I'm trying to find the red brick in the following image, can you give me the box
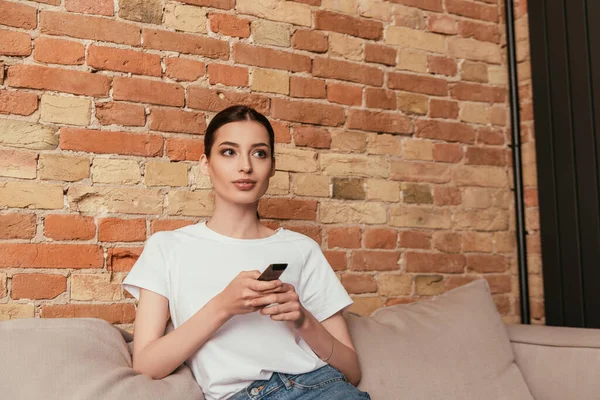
[399,231,431,249]
[0,90,37,116]
[446,0,498,22]
[0,29,31,56]
[151,219,196,233]
[485,275,512,294]
[0,61,3,85]
[313,57,383,86]
[11,274,67,300]
[187,86,270,114]
[88,45,161,76]
[281,224,322,245]
[416,120,475,143]
[166,137,205,161]
[7,65,110,96]
[107,247,142,272]
[451,82,506,103]
[324,250,346,271]
[207,63,248,86]
[428,56,458,76]
[524,188,539,207]
[149,107,206,134]
[65,0,113,16]
[234,43,311,72]
[327,83,362,106]
[99,218,146,242]
[0,243,103,269]
[113,77,184,107]
[327,227,361,249]
[44,214,95,240]
[405,252,465,273]
[341,274,377,294]
[292,29,328,53]
[350,250,401,271]
[209,13,250,37]
[458,20,500,43]
[364,228,397,249]
[293,125,331,149]
[466,254,508,273]
[315,10,383,40]
[143,28,228,60]
[272,98,345,126]
[433,232,461,253]
[428,15,457,34]
[96,102,146,126]
[364,43,397,66]
[34,37,85,65]
[389,0,442,12]
[388,72,448,96]
[258,198,317,221]
[41,304,136,324]
[179,0,234,9]
[40,11,140,46]
[478,127,505,145]
[347,109,412,134]
[290,76,326,99]
[429,99,459,119]
[59,128,163,157]
[365,88,396,110]
[165,58,205,81]
[0,213,36,239]
[272,120,292,143]
[465,146,507,166]
[434,143,463,163]
[433,186,461,205]
[0,0,37,29]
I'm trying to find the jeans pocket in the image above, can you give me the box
[288,365,347,390]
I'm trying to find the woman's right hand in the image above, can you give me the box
[215,270,283,319]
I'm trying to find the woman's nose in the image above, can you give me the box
[239,156,252,173]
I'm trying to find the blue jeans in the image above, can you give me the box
[228,365,371,400]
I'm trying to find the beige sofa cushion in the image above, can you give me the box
[0,317,204,400]
[345,279,534,400]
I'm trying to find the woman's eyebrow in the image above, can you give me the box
[218,141,270,148]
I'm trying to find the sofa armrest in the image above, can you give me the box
[507,323,600,400]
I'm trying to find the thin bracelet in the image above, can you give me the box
[321,337,335,363]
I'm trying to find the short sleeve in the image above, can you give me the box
[296,238,353,322]
[122,233,170,301]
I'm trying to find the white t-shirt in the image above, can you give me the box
[122,221,353,400]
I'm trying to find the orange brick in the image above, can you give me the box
[165,58,206,81]
[44,214,95,240]
[347,109,412,134]
[107,247,142,272]
[433,232,461,253]
[465,146,507,167]
[364,228,397,249]
[458,20,500,43]
[429,99,459,119]
[88,45,161,76]
[166,137,205,161]
[151,219,196,233]
[388,72,448,96]
[428,14,457,34]
[392,0,442,12]
[11,274,67,300]
[0,244,103,269]
[272,98,344,126]
[41,304,135,324]
[0,90,37,116]
[428,55,458,76]
[0,214,36,239]
[59,128,163,157]
[292,29,328,53]
[40,10,140,46]
[466,254,508,273]
[96,102,146,126]
[272,120,292,143]
[34,37,85,65]
[315,10,383,40]
[350,250,401,271]
[290,76,326,99]
[281,224,323,245]
[32,0,60,4]
[324,250,347,271]
[149,107,206,134]
[327,227,361,249]
[258,198,317,221]
[0,29,31,56]
[7,64,110,96]
[433,143,463,163]
[416,120,475,143]
[65,0,113,16]
[187,86,270,114]
[113,77,184,107]
[234,43,311,72]
[179,0,233,9]
[364,43,396,66]
[313,57,383,86]
[293,125,331,149]
[477,127,505,145]
[143,28,229,59]
[406,252,465,273]
[451,82,506,103]
[341,274,377,294]
[0,0,37,29]
[99,218,146,242]
[399,231,431,249]
[327,83,362,106]
[208,13,250,37]
[446,0,498,22]
[365,88,396,110]
[207,64,248,86]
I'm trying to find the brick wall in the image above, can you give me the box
[0,0,543,330]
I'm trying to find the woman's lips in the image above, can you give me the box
[233,181,256,190]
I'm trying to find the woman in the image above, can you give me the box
[122,105,370,400]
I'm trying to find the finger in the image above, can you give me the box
[280,283,296,293]
[250,294,280,307]
[269,311,302,321]
[260,301,300,316]
[242,270,261,279]
[249,279,282,292]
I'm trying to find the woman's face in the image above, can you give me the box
[200,120,275,206]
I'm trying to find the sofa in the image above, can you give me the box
[1,279,599,400]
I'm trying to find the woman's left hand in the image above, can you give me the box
[251,283,308,330]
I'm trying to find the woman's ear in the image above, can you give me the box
[199,154,209,176]
[270,158,276,177]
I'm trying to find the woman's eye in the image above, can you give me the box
[254,150,267,158]
[221,149,235,156]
